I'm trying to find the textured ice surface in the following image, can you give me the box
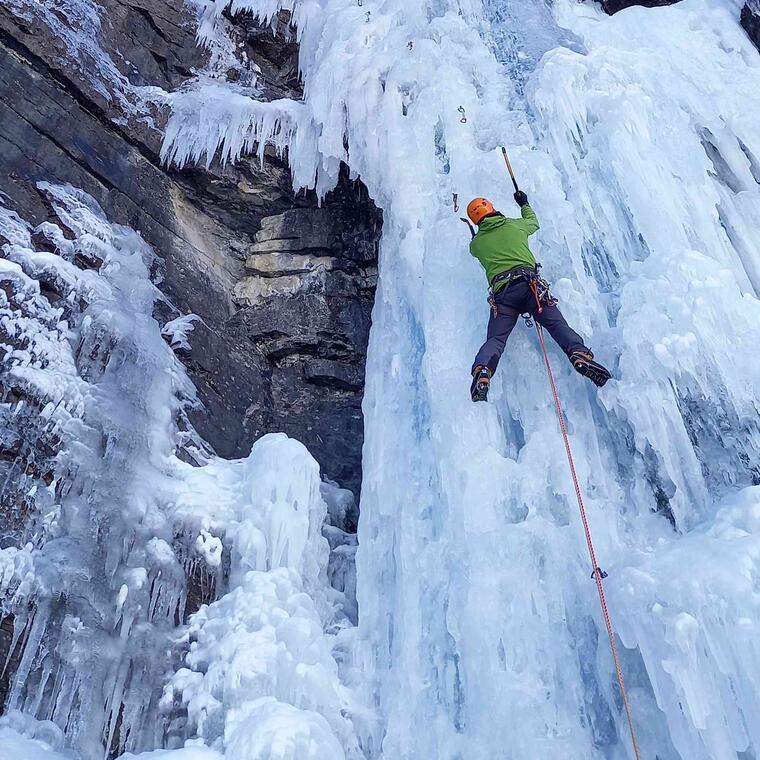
[161,0,760,756]
[0,711,68,760]
[0,729,70,760]
[5,0,760,756]
[356,1,760,756]
[161,86,325,190]
[159,436,363,759]
[0,188,359,759]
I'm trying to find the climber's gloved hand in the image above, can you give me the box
[514,190,529,207]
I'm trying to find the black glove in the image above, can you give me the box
[514,190,529,207]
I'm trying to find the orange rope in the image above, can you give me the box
[533,320,642,760]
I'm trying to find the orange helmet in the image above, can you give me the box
[467,197,495,225]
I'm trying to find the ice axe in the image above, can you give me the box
[459,146,520,238]
[501,146,520,192]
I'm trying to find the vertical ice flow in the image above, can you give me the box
[162,0,760,756]
[0,185,360,759]
[4,0,760,756]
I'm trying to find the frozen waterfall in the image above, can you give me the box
[3,0,760,758]
[0,186,361,758]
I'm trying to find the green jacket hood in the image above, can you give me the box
[476,214,507,232]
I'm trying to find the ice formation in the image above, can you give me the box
[163,0,760,756]
[4,0,760,758]
[0,187,359,759]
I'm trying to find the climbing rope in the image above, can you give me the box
[533,319,642,760]
[485,144,641,756]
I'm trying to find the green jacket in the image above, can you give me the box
[469,206,540,291]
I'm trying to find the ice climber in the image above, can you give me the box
[467,192,612,402]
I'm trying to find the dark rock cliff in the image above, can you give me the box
[0,0,380,501]
[742,2,760,51]
[597,0,680,13]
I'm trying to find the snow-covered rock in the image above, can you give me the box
[0,187,362,759]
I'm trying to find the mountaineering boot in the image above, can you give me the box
[470,365,492,402]
[570,350,612,388]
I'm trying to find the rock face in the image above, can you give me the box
[742,1,760,51]
[229,192,379,500]
[598,0,680,13]
[0,0,380,499]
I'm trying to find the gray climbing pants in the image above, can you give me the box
[472,279,587,375]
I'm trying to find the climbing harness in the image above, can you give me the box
[499,145,642,760]
[489,265,554,300]
[485,266,556,323]
[527,271,557,314]
[489,265,535,292]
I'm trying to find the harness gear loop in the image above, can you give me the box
[529,279,543,315]
[488,267,557,323]
[525,268,558,316]
[533,321,642,760]
[489,267,557,316]
[489,265,538,292]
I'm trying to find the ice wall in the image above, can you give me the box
[361,1,760,757]
[4,0,760,756]
[161,0,760,756]
[0,186,360,759]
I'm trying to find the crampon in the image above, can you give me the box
[470,365,492,402]
[570,350,612,388]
